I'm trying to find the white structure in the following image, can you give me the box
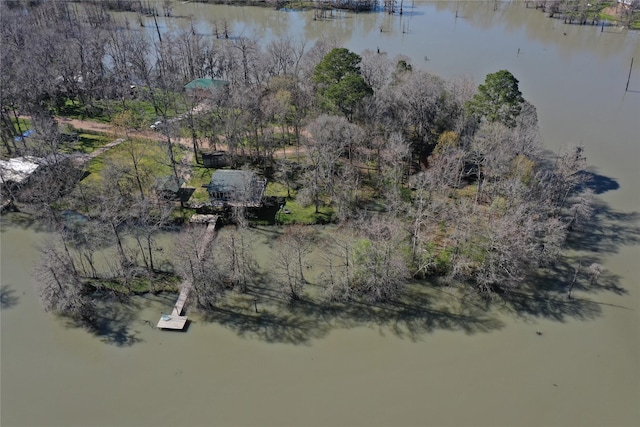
[0,156,41,185]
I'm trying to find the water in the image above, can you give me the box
[2,2,639,426]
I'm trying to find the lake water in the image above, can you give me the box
[2,2,639,426]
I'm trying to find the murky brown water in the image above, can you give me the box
[2,2,639,426]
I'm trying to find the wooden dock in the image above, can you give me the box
[156,278,191,329]
[157,215,218,330]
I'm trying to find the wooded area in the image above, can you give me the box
[0,1,602,324]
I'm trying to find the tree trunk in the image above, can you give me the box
[567,263,581,298]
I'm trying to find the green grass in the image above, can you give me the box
[76,133,111,153]
[14,118,31,133]
[55,96,185,128]
[265,181,290,197]
[277,199,334,225]
[186,165,214,202]
[265,181,339,224]
[87,272,180,294]
[0,118,31,156]
[455,184,477,198]
[58,130,112,154]
[599,12,617,21]
[57,99,110,122]
[83,138,185,186]
[171,208,197,224]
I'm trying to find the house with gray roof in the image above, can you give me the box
[205,170,266,207]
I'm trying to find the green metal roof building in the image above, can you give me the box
[184,78,229,91]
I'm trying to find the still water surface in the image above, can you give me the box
[2,2,639,426]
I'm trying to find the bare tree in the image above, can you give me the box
[34,236,93,319]
[274,225,315,300]
[359,49,394,92]
[321,225,358,301]
[303,115,364,213]
[350,216,409,301]
[587,263,603,286]
[379,132,411,215]
[214,227,257,293]
[131,196,172,277]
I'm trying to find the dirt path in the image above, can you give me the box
[59,117,164,143]
[58,116,308,160]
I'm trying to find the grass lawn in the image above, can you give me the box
[83,138,185,186]
[14,118,31,133]
[277,199,334,225]
[265,181,290,198]
[87,272,180,294]
[1,118,33,156]
[265,182,334,224]
[186,165,214,203]
[599,12,618,21]
[56,96,185,128]
[59,131,113,154]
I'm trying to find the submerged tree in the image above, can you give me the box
[350,216,409,301]
[214,227,257,293]
[34,236,94,319]
[274,225,315,301]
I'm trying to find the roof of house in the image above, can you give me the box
[207,169,267,207]
[207,170,256,194]
[184,78,229,91]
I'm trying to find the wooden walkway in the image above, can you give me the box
[157,215,218,330]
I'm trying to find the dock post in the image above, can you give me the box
[626,58,634,92]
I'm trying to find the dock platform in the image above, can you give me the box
[156,279,192,329]
[156,313,188,329]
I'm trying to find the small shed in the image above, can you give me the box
[205,170,266,207]
[202,151,226,168]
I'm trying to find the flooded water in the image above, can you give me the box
[2,2,639,426]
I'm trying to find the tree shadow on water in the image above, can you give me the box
[498,241,630,323]
[499,289,602,323]
[200,280,506,345]
[579,170,620,195]
[200,199,638,345]
[0,285,20,309]
[65,300,144,347]
[567,201,640,255]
